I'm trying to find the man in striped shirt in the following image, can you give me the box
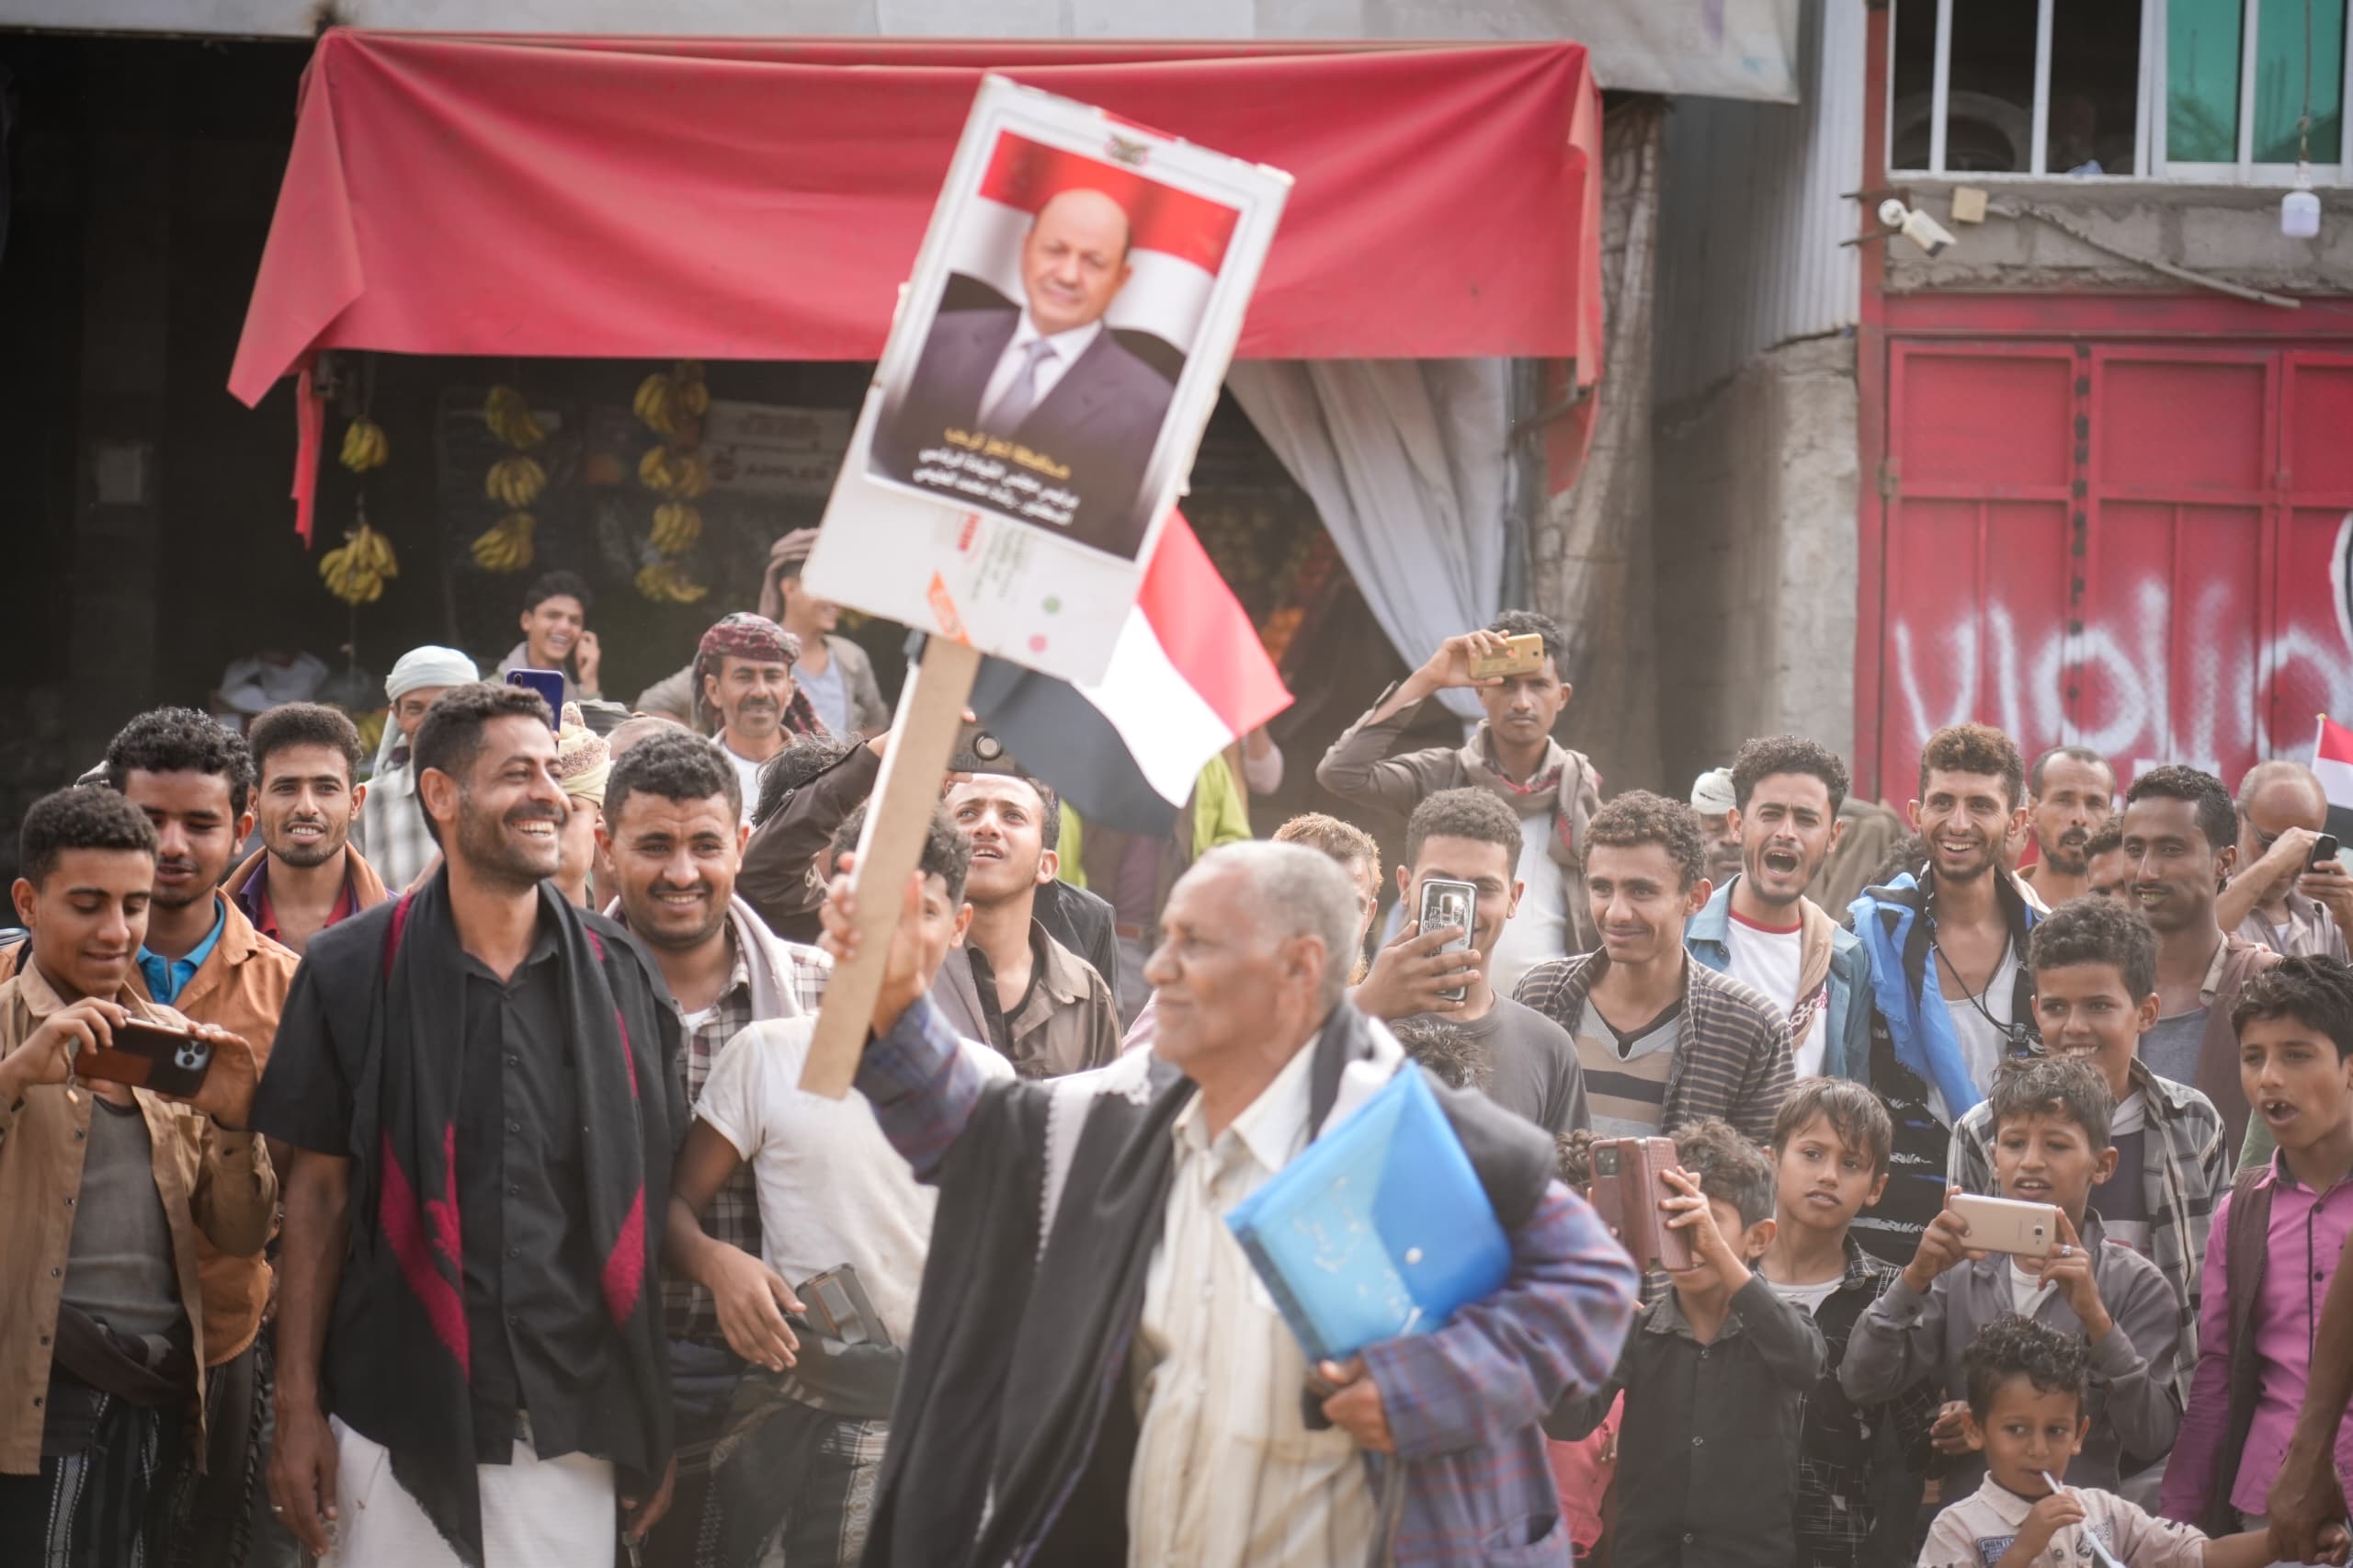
[1514,790,1794,1145]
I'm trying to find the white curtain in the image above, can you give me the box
[1225,358,1513,722]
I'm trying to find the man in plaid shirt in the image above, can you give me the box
[357,645,477,892]
[598,730,829,1562]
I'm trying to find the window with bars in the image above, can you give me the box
[1890,0,2349,183]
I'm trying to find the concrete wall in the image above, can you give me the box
[1650,334,1859,795]
[1884,180,2353,297]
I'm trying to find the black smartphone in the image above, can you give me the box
[505,668,565,730]
[1417,877,1478,1005]
[2313,834,2341,869]
[77,1018,213,1098]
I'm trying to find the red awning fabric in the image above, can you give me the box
[229,32,1603,409]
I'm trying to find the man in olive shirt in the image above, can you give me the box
[1369,788,1588,1135]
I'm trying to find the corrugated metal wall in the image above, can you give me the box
[1653,0,1866,405]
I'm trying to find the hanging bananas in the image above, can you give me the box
[483,385,547,450]
[485,454,548,509]
[320,523,399,605]
[635,561,710,604]
[672,361,710,419]
[471,512,537,573]
[633,372,678,438]
[651,501,703,555]
[338,418,390,473]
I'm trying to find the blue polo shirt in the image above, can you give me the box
[138,896,226,1005]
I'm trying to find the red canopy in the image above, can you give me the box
[230,31,1603,406]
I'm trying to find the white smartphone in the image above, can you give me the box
[1417,878,1477,1005]
[1949,1193,2062,1258]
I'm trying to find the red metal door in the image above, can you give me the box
[1876,341,2353,798]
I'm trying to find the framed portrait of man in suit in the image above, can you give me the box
[807,75,1288,687]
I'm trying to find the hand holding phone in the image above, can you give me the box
[1415,879,1478,1006]
[1948,1192,2062,1258]
[1589,1137,1696,1273]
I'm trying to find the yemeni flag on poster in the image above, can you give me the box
[2311,717,2353,846]
[942,133,1243,383]
[966,511,1291,834]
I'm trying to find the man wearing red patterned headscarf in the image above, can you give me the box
[698,614,824,830]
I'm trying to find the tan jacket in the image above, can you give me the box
[223,844,391,936]
[0,962,278,1474]
[0,892,298,1365]
[931,920,1121,1078]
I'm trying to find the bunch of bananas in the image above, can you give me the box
[483,385,546,450]
[632,361,710,439]
[651,501,703,554]
[320,523,398,605]
[471,512,537,573]
[338,418,390,473]
[634,561,710,604]
[486,455,548,509]
[353,710,387,757]
[637,445,711,498]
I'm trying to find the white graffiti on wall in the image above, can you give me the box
[1890,566,2353,772]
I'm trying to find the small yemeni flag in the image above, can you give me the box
[2312,716,2353,845]
[967,511,1291,834]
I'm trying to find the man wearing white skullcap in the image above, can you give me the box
[1689,766,1744,886]
[359,645,478,891]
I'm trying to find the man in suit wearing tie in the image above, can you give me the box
[875,187,1176,562]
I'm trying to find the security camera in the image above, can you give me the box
[1878,199,1957,257]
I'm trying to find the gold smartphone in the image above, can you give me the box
[1949,1193,2061,1258]
[1466,633,1544,681]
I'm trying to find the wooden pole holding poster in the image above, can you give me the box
[799,632,981,1098]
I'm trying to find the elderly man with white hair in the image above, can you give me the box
[357,644,477,891]
[819,838,1641,1568]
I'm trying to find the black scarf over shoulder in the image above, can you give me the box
[866,999,1555,1568]
[341,875,676,1567]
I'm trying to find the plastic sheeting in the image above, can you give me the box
[229,31,1604,405]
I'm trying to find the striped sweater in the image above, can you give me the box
[1512,950,1794,1144]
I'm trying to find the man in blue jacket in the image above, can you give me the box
[1844,722,2040,1268]
[1687,734,1875,1085]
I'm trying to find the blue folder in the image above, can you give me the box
[1224,1064,1511,1364]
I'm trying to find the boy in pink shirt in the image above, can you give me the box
[2160,957,2353,1543]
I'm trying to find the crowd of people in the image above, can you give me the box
[2,572,2351,1568]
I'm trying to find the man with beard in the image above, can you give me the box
[698,614,824,829]
[821,840,1640,1566]
[1689,767,1745,888]
[1685,734,1875,1085]
[228,703,388,955]
[2116,765,2278,1154]
[1319,611,1602,996]
[105,710,304,1568]
[597,727,829,1565]
[1846,722,2040,1267]
[257,683,683,1565]
[918,774,1117,1077]
[2218,758,2353,962]
[2016,744,2116,906]
[1514,791,1792,1145]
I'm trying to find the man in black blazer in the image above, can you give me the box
[876,187,1176,561]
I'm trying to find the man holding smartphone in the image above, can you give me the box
[2221,760,2352,963]
[1372,789,1588,1137]
[0,787,274,1562]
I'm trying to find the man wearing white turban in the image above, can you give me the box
[358,646,478,891]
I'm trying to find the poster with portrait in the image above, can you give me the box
[804,75,1290,686]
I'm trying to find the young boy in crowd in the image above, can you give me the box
[1923,1316,2331,1567]
[1950,896,2230,1401]
[2159,956,2353,1542]
[1841,1055,2183,1499]
[1759,1080,1942,1567]
[1548,1119,1824,1567]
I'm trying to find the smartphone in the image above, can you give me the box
[1949,1193,2061,1258]
[504,668,565,730]
[791,1264,892,1348]
[75,1018,213,1099]
[951,721,1012,774]
[1416,878,1478,1005]
[2313,834,2340,869]
[1466,632,1545,682]
[1588,1137,1697,1273]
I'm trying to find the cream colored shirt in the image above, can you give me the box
[1126,1032,1380,1568]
